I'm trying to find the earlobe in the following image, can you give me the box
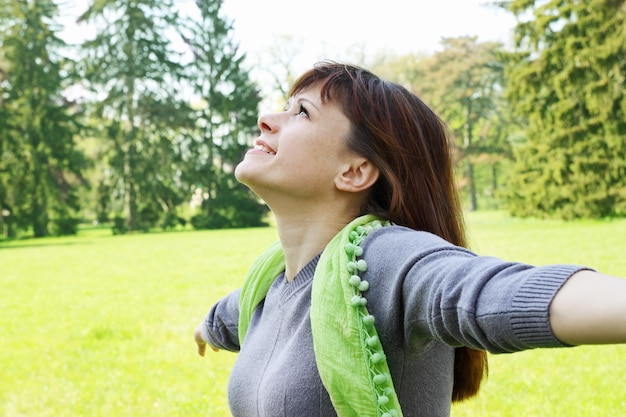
[335,158,380,193]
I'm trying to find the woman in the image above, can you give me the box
[194,61,626,417]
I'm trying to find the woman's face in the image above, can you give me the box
[235,84,356,204]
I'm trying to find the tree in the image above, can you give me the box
[77,0,190,231]
[254,34,303,107]
[0,47,15,237]
[1,0,86,237]
[502,0,626,219]
[179,0,267,229]
[399,37,512,211]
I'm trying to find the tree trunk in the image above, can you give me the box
[465,160,477,212]
[491,163,499,209]
[32,150,49,237]
[464,100,477,211]
[123,141,138,231]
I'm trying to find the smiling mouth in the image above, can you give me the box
[255,145,276,155]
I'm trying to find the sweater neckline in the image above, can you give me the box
[280,254,321,298]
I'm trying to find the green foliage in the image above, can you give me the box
[503,0,626,219]
[2,0,625,241]
[0,0,265,238]
[420,37,515,212]
[112,215,126,235]
[191,174,268,230]
[49,217,80,236]
[160,212,186,230]
[374,39,516,212]
[69,0,265,234]
[178,0,264,229]
[77,0,191,232]
[0,0,87,237]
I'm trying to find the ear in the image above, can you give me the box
[334,157,380,193]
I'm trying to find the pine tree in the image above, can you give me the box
[77,0,190,231]
[0,49,15,237]
[503,0,626,218]
[1,0,86,237]
[180,0,267,228]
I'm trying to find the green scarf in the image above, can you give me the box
[238,215,403,417]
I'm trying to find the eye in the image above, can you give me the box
[297,104,309,118]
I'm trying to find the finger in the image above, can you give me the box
[197,342,206,357]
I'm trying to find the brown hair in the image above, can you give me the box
[290,61,487,402]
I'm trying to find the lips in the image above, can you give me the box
[254,144,276,155]
[253,140,276,155]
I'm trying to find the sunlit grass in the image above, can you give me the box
[1,211,625,416]
[453,211,626,416]
[1,227,276,417]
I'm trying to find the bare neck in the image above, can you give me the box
[275,210,357,281]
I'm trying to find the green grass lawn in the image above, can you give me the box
[455,212,626,416]
[1,211,625,416]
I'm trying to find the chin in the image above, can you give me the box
[234,163,256,187]
[234,161,247,178]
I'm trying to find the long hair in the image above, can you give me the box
[290,61,488,402]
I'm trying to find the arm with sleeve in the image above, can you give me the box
[360,226,588,354]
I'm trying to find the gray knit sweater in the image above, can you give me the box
[201,226,585,417]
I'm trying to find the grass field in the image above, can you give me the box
[1,211,625,416]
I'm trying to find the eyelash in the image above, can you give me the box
[285,102,310,118]
[297,104,309,117]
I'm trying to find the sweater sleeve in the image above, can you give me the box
[361,226,591,354]
[200,289,242,352]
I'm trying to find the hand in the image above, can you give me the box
[194,323,218,356]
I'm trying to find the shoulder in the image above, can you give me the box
[359,225,476,271]
[363,225,470,253]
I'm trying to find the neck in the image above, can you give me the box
[248,184,366,281]
[274,208,359,281]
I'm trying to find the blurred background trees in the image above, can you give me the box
[1,0,87,237]
[373,37,513,212]
[179,0,266,230]
[1,0,266,237]
[77,0,191,232]
[0,0,624,238]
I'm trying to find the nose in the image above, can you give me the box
[257,112,277,133]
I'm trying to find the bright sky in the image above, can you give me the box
[60,1,517,66]
[58,0,518,106]
[220,0,518,70]
[216,0,518,108]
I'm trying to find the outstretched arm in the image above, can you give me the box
[550,270,626,345]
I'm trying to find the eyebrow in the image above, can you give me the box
[288,96,321,112]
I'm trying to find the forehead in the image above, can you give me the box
[290,83,321,100]
[289,83,343,111]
